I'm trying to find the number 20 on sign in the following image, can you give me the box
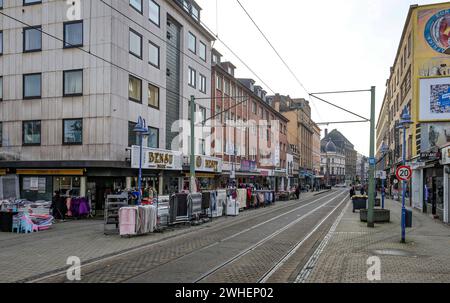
[396,166,412,181]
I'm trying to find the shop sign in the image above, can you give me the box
[131,146,182,170]
[442,146,450,165]
[240,160,257,172]
[420,150,442,162]
[194,155,223,173]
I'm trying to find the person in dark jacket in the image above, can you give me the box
[51,191,67,220]
[350,186,355,198]
[295,186,300,199]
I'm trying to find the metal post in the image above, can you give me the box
[367,86,376,228]
[138,133,143,205]
[401,125,407,243]
[190,95,196,193]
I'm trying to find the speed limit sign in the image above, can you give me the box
[396,165,412,181]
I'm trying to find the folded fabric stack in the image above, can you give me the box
[119,205,157,236]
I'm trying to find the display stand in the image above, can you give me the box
[104,194,128,235]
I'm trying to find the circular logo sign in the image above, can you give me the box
[425,9,450,54]
[196,156,202,168]
[396,166,412,182]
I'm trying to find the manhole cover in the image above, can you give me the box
[372,249,415,257]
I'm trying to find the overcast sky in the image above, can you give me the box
[196,0,444,156]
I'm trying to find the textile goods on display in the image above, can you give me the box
[202,191,217,218]
[169,193,189,224]
[257,192,265,206]
[66,197,90,218]
[215,190,226,217]
[189,193,203,220]
[119,205,157,236]
[236,189,247,210]
[226,196,239,216]
[12,213,54,233]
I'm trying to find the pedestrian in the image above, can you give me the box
[360,185,365,195]
[350,186,355,198]
[295,185,300,200]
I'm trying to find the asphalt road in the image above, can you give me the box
[38,189,349,283]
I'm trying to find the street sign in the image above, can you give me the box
[396,165,412,181]
[369,157,376,165]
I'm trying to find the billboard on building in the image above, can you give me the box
[417,5,450,122]
[420,122,450,151]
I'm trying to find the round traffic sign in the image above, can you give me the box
[396,166,412,181]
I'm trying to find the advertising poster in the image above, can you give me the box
[420,122,450,151]
[417,6,450,122]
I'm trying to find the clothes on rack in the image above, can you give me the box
[119,205,157,236]
[236,189,247,210]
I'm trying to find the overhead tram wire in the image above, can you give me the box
[234,0,322,120]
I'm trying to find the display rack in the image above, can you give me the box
[104,194,128,235]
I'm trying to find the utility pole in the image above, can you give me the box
[190,95,196,193]
[367,86,376,228]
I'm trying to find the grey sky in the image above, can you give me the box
[196,0,444,156]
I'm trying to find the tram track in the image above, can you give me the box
[31,190,344,283]
[193,191,348,283]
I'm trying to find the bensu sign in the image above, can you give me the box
[131,146,183,170]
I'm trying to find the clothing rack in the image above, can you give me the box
[104,194,128,235]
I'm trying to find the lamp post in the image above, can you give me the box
[381,141,389,209]
[134,116,149,205]
[397,107,413,243]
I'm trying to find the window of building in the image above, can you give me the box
[148,83,159,109]
[199,106,206,125]
[148,127,159,148]
[199,41,206,61]
[191,6,199,21]
[63,119,83,145]
[0,77,2,100]
[199,138,206,155]
[129,28,142,59]
[216,106,222,123]
[224,79,230,95]
[63,70,83,96]
[130,0,143,13]
[23,26,42,52]
[23,120,41,145]
[24,0,41,5]
[23,73,41,99]
[128,121,138,147]
[149,0,160,26]
[199,74,206,93]
[0,31,3,55]
[63,20,83,48]
[216,75,222,91]
[128,75,142,103]
[188,67,196,88]
[188,32,196,54]
[252,101,257,114]
[0,0,3,8]
[149,41,160,68]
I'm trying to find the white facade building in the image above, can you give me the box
[0,0,215,205]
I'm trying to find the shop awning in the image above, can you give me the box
[16,169,85,176]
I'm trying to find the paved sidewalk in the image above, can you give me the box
[0,192,321,283]
[303,199,450,283]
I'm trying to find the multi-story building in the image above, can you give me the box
[0,0,215,207]
[211,50,289,191]
[269,95,316,188]
[376,3,450,223]
[320,139,346,186]
[312,122,322,186]
[322,129,357,184]
[356,153,369,184]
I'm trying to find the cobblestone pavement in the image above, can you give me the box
[303,199,450,283]
[29,190,346,283]
[0,191,326,283]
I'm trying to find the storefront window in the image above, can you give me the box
[53,176,81,196]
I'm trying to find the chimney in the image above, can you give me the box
[325,129,328,137]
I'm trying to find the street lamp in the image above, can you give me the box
[134,116,149,205]
[397,107,413,243]
[381,141,389,209]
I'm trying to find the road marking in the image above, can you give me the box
[193,191,348,283]
[294,197,351,283]
[259,194,349,283]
